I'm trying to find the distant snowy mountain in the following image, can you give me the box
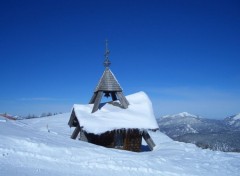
[158,112,226,138]
[224,113,240,129]
[161,112,199,119]
[157,112,240,152]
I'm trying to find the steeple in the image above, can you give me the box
[89,40,129,113]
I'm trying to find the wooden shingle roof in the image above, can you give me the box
[94,68,122,92]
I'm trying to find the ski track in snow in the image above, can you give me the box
[0,114,240,176]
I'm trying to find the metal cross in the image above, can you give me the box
[104,39,111,68]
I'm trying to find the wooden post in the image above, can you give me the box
[116,92,129,109]
[143,130,156,151]
[92,91,103,113]
[89,92,97,104]
[71,125,80,139]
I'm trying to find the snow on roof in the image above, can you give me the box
[72,91,159,134]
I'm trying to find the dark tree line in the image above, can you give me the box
[25,112,62,119]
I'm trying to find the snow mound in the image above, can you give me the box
[73,91,159,134]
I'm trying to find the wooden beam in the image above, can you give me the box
[121,93,130,106]
[71,125,80,139]
[92,91,103,113]
[142,130,156,151]
[116,92,129,109]
[68,110,74,127]
[89,92,97,104]
[68,109,79,127]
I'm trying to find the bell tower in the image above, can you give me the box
[89,40,129,113]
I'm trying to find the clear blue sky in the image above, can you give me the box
[0,0,240,119]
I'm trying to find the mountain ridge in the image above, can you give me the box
[157,112,240,152]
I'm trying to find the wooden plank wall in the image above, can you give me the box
[123,129,142,152]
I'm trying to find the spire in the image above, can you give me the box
[103,39,111,68]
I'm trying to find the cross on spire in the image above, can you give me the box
[104,39,111,68]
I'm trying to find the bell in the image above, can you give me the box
[104,92,110,98]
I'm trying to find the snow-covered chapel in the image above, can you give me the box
[68,41,159,152]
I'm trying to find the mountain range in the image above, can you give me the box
[157,112,240,152]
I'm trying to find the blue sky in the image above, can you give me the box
[0,0,240,119]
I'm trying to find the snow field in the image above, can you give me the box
[0,113,240,176]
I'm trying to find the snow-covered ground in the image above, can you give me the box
[1,113,240,176]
